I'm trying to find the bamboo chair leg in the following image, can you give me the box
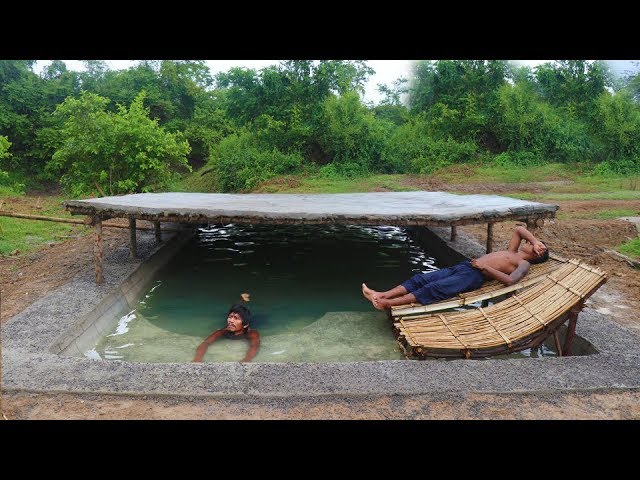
[554,331,563,357]
[563,304,582,356]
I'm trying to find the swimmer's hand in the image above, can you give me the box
[241,292,250,302]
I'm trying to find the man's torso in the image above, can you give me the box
[473,251,523,275]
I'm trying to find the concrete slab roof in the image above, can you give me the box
[65,191,558,226]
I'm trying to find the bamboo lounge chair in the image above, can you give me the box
[393,259,608,359]
[391,254,568,318]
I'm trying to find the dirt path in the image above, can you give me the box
[4,390,640,420]
[2,193,639,419]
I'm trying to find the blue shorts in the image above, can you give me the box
[401,260,486,305]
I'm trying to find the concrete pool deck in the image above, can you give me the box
[3,226,640,400]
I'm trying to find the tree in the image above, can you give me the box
[409,60,508,114]
[0,60,44,174]
[48,91,191,196]
[408,60,508,145]
[534,60,612,118]
[621,61,640,101]
[592,90,640,173]
[0,135,10,181]
[377,77,408,106]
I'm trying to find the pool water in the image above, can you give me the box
[87,224,440,363]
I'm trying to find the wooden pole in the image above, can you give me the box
[450,225,457,241]
[0,211,90,224]
[94,217,104,284]
[154,221,162,242]
[526,217,544,235]
[553,331,563,357]
[486,222,494,253]
[0,211,179,231]
[563,303,582,356]
[129,217,137,259]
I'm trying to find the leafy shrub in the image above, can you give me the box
[208,131,303,192]
[315,92,389,174]
[0,135,10,182]
[47,91,191,196]
[383,116,477,174]
[591,91,640,173]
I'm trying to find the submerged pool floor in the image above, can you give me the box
[89,224,440,363]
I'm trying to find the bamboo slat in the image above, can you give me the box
[394,259,607,359]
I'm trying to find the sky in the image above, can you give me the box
[34,60,638,105]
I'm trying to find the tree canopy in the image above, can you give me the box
[0,59,638,195]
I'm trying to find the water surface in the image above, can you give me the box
[89,224,439,363]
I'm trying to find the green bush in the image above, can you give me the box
[46,91,191,196]
[208,131,303,192]
[252,109,312,154]
[591,91,640,173]
[494,83,594,164]
[409,139,477,174]
[494,151,542,167]
[315,92,389,174]
[318,161,369,179]
[0,135,10,182]
[383,116,477,174]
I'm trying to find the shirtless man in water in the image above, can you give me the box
[362,226,549,310]
[193,294,260,362]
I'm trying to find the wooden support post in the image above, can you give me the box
[129,217,137,259]
[553,330,563,357]
[94,216,104,284]
[526,217,544,235]
[450,225,457,241]
[563,303,582,356]
[486,222,494,253]
[154,221,162,243]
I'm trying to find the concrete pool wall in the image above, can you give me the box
[3,225,640,398]
[55,229,194,356]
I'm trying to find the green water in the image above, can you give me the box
[88,224,440,363]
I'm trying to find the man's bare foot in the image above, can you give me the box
[372,296,388,311]
[362,283,379,301]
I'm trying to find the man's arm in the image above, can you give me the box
[241,330,260,363]
[193,329,225,362]
[508,226,543,253]
[480,260,530,286]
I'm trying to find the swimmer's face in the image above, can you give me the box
[226,312,244,332]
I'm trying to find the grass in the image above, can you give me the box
[439,162,576,184]
[557,208,639,220]
[0,217,90,256]
[252,174,415,194]
[0,192,89,256]
[617,237,640,260]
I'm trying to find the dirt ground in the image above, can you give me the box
[1,192,639,419]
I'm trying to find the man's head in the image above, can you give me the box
[526,241,549,264]
[225,303,252,333]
